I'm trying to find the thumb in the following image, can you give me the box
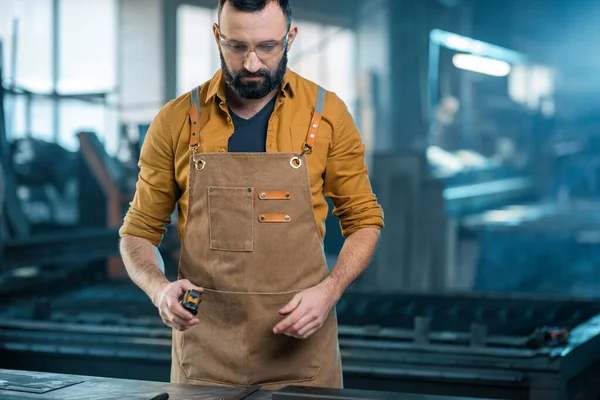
[179,279,204,293]
[279,294,302,315]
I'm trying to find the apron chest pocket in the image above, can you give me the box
[208,187,254,252]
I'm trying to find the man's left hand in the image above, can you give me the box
[273,281,338,339]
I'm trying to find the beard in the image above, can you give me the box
[220,50,288,100]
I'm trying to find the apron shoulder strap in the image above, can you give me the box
[188,85,325,153]
[303,86,326,153]
[189,86,201,150]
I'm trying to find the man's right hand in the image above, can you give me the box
[153,279,203,331]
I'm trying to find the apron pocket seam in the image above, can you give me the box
[208,187,254,252]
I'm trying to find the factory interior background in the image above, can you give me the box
[1,0,600,399]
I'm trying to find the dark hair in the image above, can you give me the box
[218,0,292,28]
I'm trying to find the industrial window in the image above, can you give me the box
[58,0,117,93]
[0,0,117,152]
[0,0,53,92]
[288,23,357,117]
[0,0,54,146]
[176,5,220,97]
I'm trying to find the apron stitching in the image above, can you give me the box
[178,373,320,387]
[181,156,197,252]
[251,187,255,250]
[299,154,330,280]
[202,288,303,295]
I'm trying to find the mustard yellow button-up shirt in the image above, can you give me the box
[119,69,383,247]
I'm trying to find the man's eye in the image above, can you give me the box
[257,44,277,52]
[230,44,248,52]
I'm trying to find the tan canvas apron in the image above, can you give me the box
[170,85,343,389]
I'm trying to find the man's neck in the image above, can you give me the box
[226,88,278,120]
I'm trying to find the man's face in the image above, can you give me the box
[215,1,297,99]
[219,44,288,100]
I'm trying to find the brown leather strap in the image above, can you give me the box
[303,86,326,152]
[258,214,292,223]
[258,191,292,200]
[305,112,322,150]
[189,86,201,149]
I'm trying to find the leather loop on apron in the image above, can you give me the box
[258,191,292,200]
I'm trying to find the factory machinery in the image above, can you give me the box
[2,281,600,400]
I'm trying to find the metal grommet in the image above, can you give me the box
[285,215,290,221]
[193,121,197,125]
[260,216,265,221]
[247,188,252,193]
[285,193,290,198]
[260,193,266,199]
[192,132,197,136]
[290,157,302,169]
[312,124,317,128]
[209,187,214,192]
[194,157,206,171]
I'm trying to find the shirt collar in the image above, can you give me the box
[205,68,295,104]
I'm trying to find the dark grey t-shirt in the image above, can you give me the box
[227,96,277,152]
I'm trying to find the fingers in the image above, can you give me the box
[284,314,314,337]
[160,308,199,331]
[274,294,304,333]
[160,309,186,331]
[171,314,192,329]
[179,279,204,293]
[296,320,321,339]
[273,308,303,334]
[168,294,196,321]
[155,280,205,331]
[297,324,320,339]
[278,294,301,315]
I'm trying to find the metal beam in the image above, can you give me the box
[52,0,61,143]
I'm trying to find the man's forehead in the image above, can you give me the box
[220,1,288,39]
[220,26,287,43]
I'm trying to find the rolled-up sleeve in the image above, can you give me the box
[324,98,384,237]
[119,102,178,246]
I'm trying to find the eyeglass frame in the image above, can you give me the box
[216,25,290,60]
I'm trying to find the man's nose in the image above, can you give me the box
[244,51,262,73]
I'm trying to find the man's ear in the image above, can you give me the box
[287,24,299,52]
[213,23,221,48]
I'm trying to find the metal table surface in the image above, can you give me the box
[0,369,493,400]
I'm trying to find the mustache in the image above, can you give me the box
[236,69,270,79]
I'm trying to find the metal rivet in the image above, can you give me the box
[285,193,290,198]
[260,216,265,221]
[247,188,252,192]
[310,134,315,138]
[260,193,266,198]
[193,121,197,125]
[312,124,317,128]
[285,215,290,221]
[209,187,214,192]
[192,132,196,136]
